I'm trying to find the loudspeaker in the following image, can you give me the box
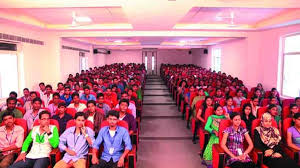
[93,49,98,54]
[107,50,111,54]
[188,50,192,55]
[204,49,208,54]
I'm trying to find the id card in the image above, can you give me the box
[109,147,114,155]
[237,148,243,156]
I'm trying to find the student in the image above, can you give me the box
[254,113,299,168]
[20,88,31,105]
[214,88,224,104]
[203,104,226,166]
[23,98,43,130]
[233,89,246,108]
[48,93,61,116]
[80,86,96,101]
[118,99,136,135]
[68,92,87,112]
[268,96,282,116]
[223,96,235,116]
[24,92,38,112]
[287,113,300,151]
[0,97,23,123]
[256,83,266,98]
[241,103,256,135]
[10,111,59,168]
[254,88,264,106]
[288,104,299,118]
[250,96,260,118]
[57,82,65,96]
[85,100,105,134]
[52,102,73,135]
[96,93,111,116]
[132,84,142,101]
[269,88,281,106]
[220,113,255,168]
[115,92,136,118]
[60,86,72,106]
[38,82,46,99]
[0,92,22,111]
[91,110,132,168]
[268,104,282,134]
[54,112,95,168]
[296,97,300,108]
[0,112,24,168]
[42,85,53,107]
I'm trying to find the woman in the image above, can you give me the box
[254,88,264,106]
[254,113,299,168]
[223,96,235,116]
[268,104,282,134]
[257,83,265,98]
[241,103,256,135]
[233,89,246,108]
[288,103,299,118]
[287,113,300,151]
[220,113,255,168]
[214,88,224,104]
[203,104,226,165]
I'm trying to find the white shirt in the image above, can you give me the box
[109,130,116,137]
[67,103,87,112]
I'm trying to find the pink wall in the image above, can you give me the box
[105,49,142,64]
[198,24,300,91]
[191,48,209,68]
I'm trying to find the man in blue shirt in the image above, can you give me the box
[91,110,132,168]
[80,86,96,101]
[60,86,72,106]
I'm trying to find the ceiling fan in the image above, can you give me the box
[216,11,238,27]
[71,11,93,27]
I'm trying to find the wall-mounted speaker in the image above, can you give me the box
[188,50,192,55]
[204,49,208,54]
[93,49,98,54]
[107,50,111,54]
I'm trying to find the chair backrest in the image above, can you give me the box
[41,107,51,112]
[265,91,271,98]
[219,99,226,107]
[282,99,295,108]
[66,108,76,118]
[251,118,278,139]
[15,107,26,115]
[261,99,269,107]
[241,99,251,108]
[282,106,291,121]
[204,107,214,124]
[17,98,25,107]
[66,119,94,130]
[282,118,293,142]
[33,119,60,133]
[100,120,129,131]
[257,107,268,119]
[218,119,246,143]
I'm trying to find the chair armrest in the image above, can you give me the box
[252,148,263,166]
[282,145,299,162]
[130,132,139,151]
[199,128,210,157]
[127,145,136,168]
[212,144,226,168]
[50,148,61,167]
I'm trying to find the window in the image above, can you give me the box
[0,51,18,98]
[79,53,88,71]
[151,56,155,71]
[212,48,221,72]
[281,34,300,97]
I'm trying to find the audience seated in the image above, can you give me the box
[0,98,23,123]
[233,89,246,108]
[68,92,87,112]
[96,93,111,116]
[60,86,72,106]
[241,103,256,136]
[85,100,105,134]
[42,85,53,108]
[20,88,30,106]
[24,92,38,112]
[23,98,44,130]
[48,93,61,116]
[115,92,136,119]
[80,86,96,101]
[52,102,73,135]
[287,113,300,152]
[117,99,136,135]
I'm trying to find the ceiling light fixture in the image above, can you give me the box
[114,40,123,43]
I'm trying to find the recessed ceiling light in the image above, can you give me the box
[179,40,186,43]
[75,16,92,22]
[114,40,123,43]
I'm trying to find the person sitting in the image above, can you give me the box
[38,82,46,99]
[0,92,22,111]
[118,99,136,135]
[268,96,282,116]
[96,93,111,116]
[98,78,106,92]
[80,86,96,101]
[73,83,84,98]
[254,88,264,106]
[111,85,121,100]
[220,112,255,168]
[54,112,94,168]
[269,88,281,106]
[56,82,65,96]
[85,100,105,134]
[132,84,142,101]
[250,96,260,118]
[0,112,24,168]
[92,83,101,94]
[233,89,246,108]
[287,113,300,152]
[104,87,118,107]
[60,86,72,106]
[23,98,43,130]
[254,112,299,168]
[296,97,300,108]
[203,104,226,166]
[115,92,136,119]
[0,97,23,123]
[20,88,31,106]
[10,111,59,168]
[68,92,87,112]
[214,88,224,104]
[24,92,38,112]
[48,93,61,116]
[91,110,132,168]
[268,104,282,134]
[223,96,235,116]
[241,103,256,135]
[52,102,73,135]
[42,85,53,108]
[256,83,266,98]
[288,104,299,118]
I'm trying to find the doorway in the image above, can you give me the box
[142,50,157,75]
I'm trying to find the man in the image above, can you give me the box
[296,97,300,108]
[23,98,43,130]
[92,84,101,94]
[104,87,118,107]
[0,112,24,168]
[24,92,38,112]
[111,77,124,93]
[52,102,73,135]
[57,82,65,96]
[96,93,111,116]
[91,110,132,168]
[80,86,96,101]
[0,97,23,123]
[39,82,46,99]
[60,86,72,106]
[115,92,136,118]
[54,112,94,168]
[132,84,142,101]
[0,92,21,111]
[85,100,104,134]
[68,93,87,112]
[98,78,106,92]
[20,88,30,105]
[10,111,59,168]
[48,93,61,116]
[118,99,136,135]
[42,85,53,107]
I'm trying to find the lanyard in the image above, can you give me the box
[37,133,45,143]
